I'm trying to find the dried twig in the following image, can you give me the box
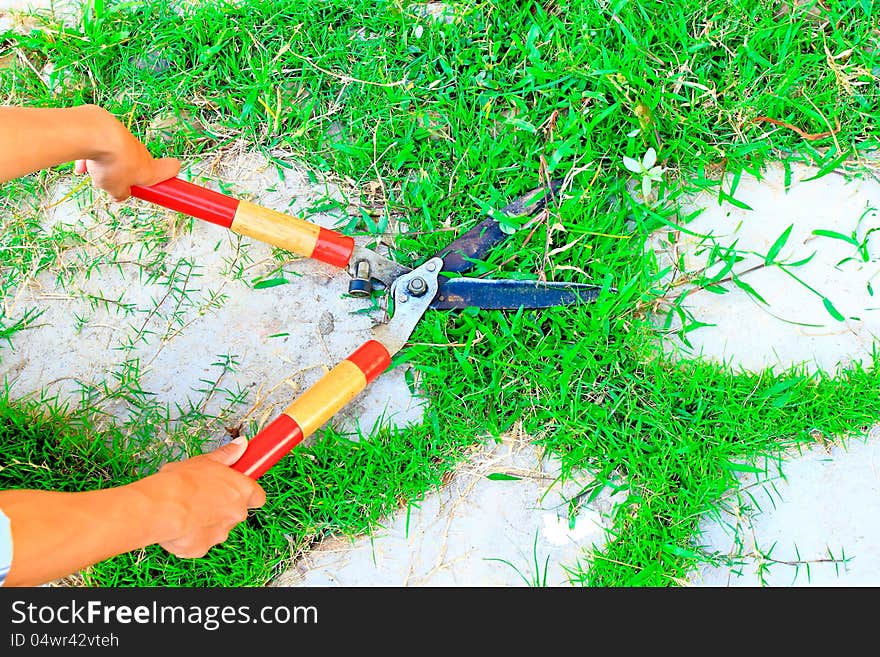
[752,115,841,141]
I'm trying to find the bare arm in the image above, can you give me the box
[0,105,257,587]
[0,439,265,587]
[0,105,179,200]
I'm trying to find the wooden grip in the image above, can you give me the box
[131,178,355,268]
[231,340,391,479]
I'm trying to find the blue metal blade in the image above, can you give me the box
[430,277,603,310]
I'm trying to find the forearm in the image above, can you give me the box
[0,474,180,586]
[0,105,121,183]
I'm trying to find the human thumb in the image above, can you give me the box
[141,157,181,187]
[206,436,248,466]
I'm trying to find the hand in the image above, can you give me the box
[75,106,180,201]
[147,438,266,559]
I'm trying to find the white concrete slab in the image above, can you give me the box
[650,162,880,373]
[274,432,622,587]
[690,428,880,586]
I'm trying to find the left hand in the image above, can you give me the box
[75,105,180,201]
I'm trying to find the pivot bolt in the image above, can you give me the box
[407,277,428,297]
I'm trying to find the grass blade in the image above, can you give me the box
[765,224,793,265]
[486,473,522,481]
[811,229,859,246]
[253,277,289,289]
[822,297,845,322]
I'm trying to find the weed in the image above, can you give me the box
[485,530,551,587]
[0,0,878,587]
[623,147,665,205]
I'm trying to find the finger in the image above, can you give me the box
[189,524,232,553]
[159,539,209,559]
[96,181,131,203]
[110,187,131,202]
[205,436,248,466]
[247,483,267,509]
[206,439,266,506]
[174,546,210,559]
[75,160,88,174]
[140,157,181,186]
[88,173,129,202]
[209,524,233,545]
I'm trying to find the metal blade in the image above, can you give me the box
[347,179,563,294]
[430,277,603,310]
[437,179,563,274]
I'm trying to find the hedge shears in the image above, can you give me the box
[129,177,603,478]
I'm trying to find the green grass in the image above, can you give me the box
[1,0,879,586]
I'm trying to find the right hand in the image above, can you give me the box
[149,438,266,558]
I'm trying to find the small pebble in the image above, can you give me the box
[129,50,172,74]
[318,311,335,336]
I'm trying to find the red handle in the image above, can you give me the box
[232,340,391,478]
[131,178,239,228]
[131,178,355,268]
